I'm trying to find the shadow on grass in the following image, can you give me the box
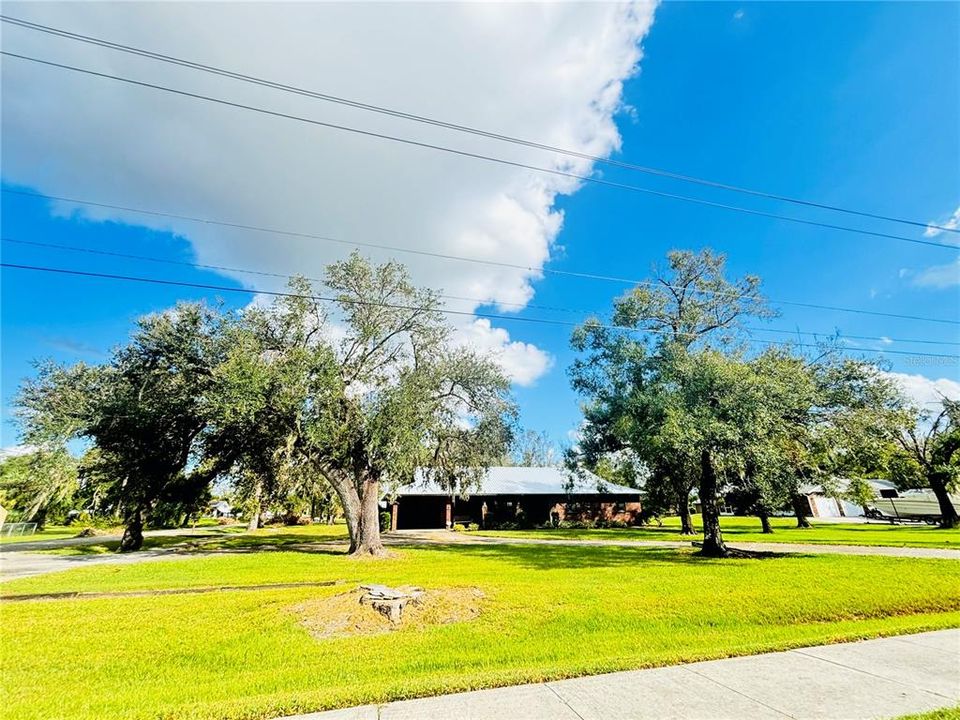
[195,531,349,552]
[387,541,797,571]
[80,530,801,568]
[42,534,218,556]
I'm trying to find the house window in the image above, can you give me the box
[615,502,626,513]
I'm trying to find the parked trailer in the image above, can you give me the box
[865,496,954,524]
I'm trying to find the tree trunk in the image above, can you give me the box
[350,478,385,556]
[929,472,959,529]
[339,484,361,546]
[325,470,383,556]
[791,494,812,528]
[247,502,261,532]
[758,510,773,534]
[698,449,727,557]
[119,507,144,552]
[247,481,262,531]
[677,492,695,535]
[32,507,48,531]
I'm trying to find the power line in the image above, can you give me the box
[3,13,956,237]
[5,236,959,348]
[0,237,586,316]
[5,187,959,327]
[2,261,958,361]
[3,50,957,253]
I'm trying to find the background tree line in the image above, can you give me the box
[4,250,957,559]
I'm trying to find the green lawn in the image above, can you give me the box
[475,515,960,548]
[0,524,118,544]
[36,523,345,556]
[897,709,960,720]
[2,539,959,720]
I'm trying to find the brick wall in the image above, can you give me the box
[551,500,642,524]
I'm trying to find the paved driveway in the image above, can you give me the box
[0,546,196,581]
[0,527,230,581]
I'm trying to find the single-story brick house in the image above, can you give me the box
[386,466,642,531]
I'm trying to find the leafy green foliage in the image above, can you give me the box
[15,304,235,548]
[0,449,78,526]
[286,253,516,554]
[844,477,878,508]
[568,249,913,552]
[12,254,516,554]
[891,398,960,527]
[569,250,779,554]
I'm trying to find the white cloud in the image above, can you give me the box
[733,9,745,20]
[879,336,893,346]
[454,318,554,387]
[0,445,36,461]
[913,258,960,289]
[884,372,960,414]
[1,3,658,389]
[924,205,960,238]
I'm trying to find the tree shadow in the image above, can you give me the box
[394,541,798,571]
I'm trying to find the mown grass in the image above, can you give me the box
[1,541,959,720]
[37,522,346,556]
[897,708,960,720]
[0,524,123,544]
[476,514,960,548]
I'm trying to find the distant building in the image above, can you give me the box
[799,478,899,518]
[209,500,233,518]
[386,466,641,531]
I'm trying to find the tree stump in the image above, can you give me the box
[359,584,424,624]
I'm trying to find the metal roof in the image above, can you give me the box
[395,466,640,497]
[799,478,898,495]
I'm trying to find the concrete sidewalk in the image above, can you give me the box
[284,629,959,720]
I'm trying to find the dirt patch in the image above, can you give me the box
[75,527,106,538]
[293,586,485,640]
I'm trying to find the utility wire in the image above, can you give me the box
[5,187,958,327]
[2,50,957,252]
[5,236,959,348]
[3,261,958,360]
[3,13,956,236]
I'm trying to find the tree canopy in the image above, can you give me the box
[568,249,918,556]
[13,254,516,553]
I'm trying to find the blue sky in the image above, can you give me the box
[2,1,958,450]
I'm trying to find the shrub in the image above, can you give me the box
[558,519,594,530]
[595,519,628,529]
[379,511,392,532]
[71,512,118,530]
[466,523,480,532]
[452,523,467,532]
